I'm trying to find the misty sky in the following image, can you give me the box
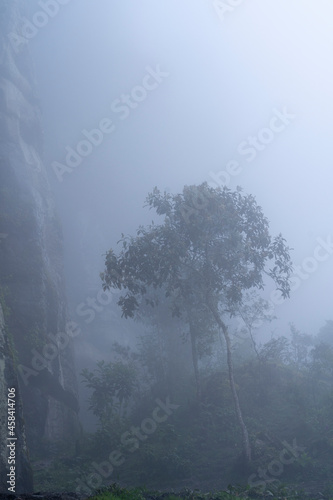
[26,0,333,339]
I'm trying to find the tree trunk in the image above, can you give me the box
[208,302,251,462]
[189,317,201,400]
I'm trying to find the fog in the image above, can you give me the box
[26,0,333,342]
[3,0,333,495]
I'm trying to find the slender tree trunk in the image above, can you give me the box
[189,317,201,400]
[208,302,251,463]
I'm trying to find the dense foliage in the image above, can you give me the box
[31,186,333,498]
[89,482,333,500]
[100,184,292,462]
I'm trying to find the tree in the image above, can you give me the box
[101,183,292,462]
[289,323,313,369]
[134,288,195,399]
[316,320,333,347]
[234,290,276,362]
[81,359,136,426]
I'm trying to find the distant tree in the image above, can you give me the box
[235,290,276,361]
[316,320,333,347]
[134,288,194,399]
[101,183,292,462]
[289,323,313,369]
[311,343,333,380]
[81,359,136,426]
[259,336,291,364]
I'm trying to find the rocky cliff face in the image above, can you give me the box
[0,303,33,493]
[0,0,80,479]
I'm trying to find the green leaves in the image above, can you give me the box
[81,360,136,421]
[101,182,292,333]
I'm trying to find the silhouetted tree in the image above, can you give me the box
[101,183,292,462]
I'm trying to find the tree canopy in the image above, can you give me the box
[101,183,293,462]
[101,183,292,318]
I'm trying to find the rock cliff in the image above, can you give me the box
[0,303,33,493]
[0,0,80,490]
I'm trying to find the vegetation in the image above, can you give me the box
[89,482,333,500]
[31,185,333,497]
[101,183,292,463]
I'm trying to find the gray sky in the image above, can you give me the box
[26,0,333,339]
